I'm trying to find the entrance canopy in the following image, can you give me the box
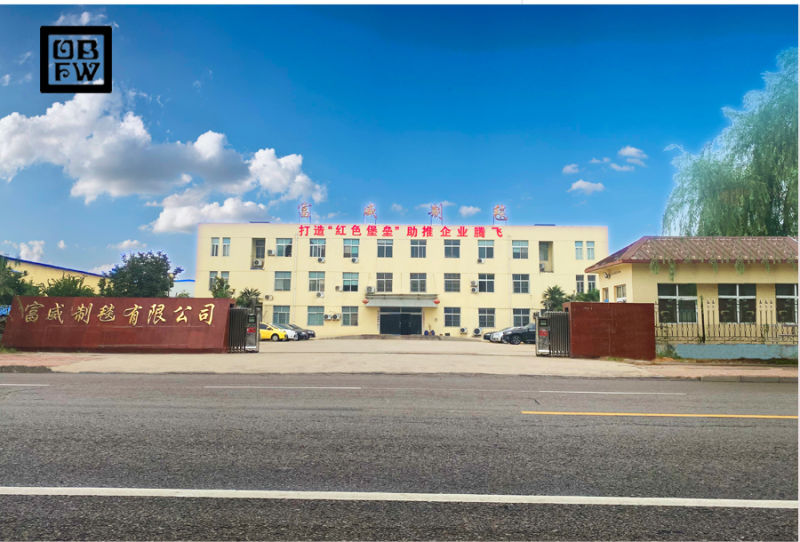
[364,294,438,308]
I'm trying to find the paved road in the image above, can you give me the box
[0,373,796,540]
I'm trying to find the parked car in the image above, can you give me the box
[502,323,537,345]
[286,323,315,339]
[484,327,514,342]
[259,323,287,342]
[275,323,305,340]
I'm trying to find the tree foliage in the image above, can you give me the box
[663,49,798,236]
[570,289,600,303]
[41,274,96,297]
[98,251,182,298]
[542,285,569,311]
[235,287,261,307]
[0,256,41,304]
[210,276,235,299]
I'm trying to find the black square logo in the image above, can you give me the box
[40,26,112,93]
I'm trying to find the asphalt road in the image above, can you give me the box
[0,373,797,540]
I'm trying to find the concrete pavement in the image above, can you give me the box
[0,338,796,381]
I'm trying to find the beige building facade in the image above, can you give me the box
[195,222,608,337]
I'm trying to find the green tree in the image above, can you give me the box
[210,276,235,299]
[570,289,600,303]
[235,287,261,307]
[41,274,95,297]
[541,285,569,311]
[0,256,41,304]
[99,251,182,297]
[663,49,798,236]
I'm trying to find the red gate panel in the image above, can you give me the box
[565,302,655,361]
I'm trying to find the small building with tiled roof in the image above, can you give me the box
[585,236,798,343]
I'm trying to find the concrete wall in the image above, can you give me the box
[661,343,799,361]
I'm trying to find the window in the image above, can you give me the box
[309,239,326,258]
[575,241,583,260]
[410,273,426,292]
[307,306,324,326]
[576,275,585,294]
[513,308,530,327]
[718,284,756,323]
[309,271,325,292]
[276,238,292,257]
[343,239,360,258]
[376,273,392,293]
[411,240,427,258]
[220,271,229,283]
[614,284,626,302]
[538,241,553,272]
[274,271,291,291]
[211,237,219,257]
[273,306,290,325]
[478,273,494,293]
[377,239,393,258]
[444,273,460,293]
[512,240,528,259]
[444,307,461,327]
[252,238,266,262]
[208,271,218,291]
[587,275,596,292]
[444,239,460,258]
[539,242,550,261]
[587,241,595,260]
[478,308,495,328]
[657,284,697,323]
[512,274,529,294]
[342,306,358,326]
[776,284,798,324]
[342,272,359,292]
[478,240,494,259]
[222,238,231,257]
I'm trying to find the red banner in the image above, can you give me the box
[1,297,231,353]
[297,224,503,238]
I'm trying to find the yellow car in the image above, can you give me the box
[259,323,287,342]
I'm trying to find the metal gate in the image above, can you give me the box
[228,307,249,352]
[535,311,570,357]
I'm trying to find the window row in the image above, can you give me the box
[443,307,531,328]
[574,241,595,260]
[272,305,359,327]
[656,283,798,324]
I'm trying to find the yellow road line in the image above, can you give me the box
[521,411,798,419]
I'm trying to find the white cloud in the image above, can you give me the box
[90,263,114,274]
[568,180,605,195]
[57,240,66,250]
[0,94,325,207]
[416,201,455,210]
[589,157,611,164]
[18,52,32,65]
[148,188,268,233]
[18,73,32,84]
[109,239,147,251]
[618,146,648,160]
[19,240,45,261]
[193,80,202,89]
[325,212,340,219]
[459,205,481,217]
[626,157,646,167]
[1,74,9,87]
[562,163,579,174]
[54,11,107,26]
[391,203,405,213]
[609,163,635,172]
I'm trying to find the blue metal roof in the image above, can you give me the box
[0,255,104,277]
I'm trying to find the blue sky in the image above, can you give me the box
[0,5,796,280]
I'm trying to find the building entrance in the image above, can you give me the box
[379,307,422,335]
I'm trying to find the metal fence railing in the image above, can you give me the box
[655,299,798,345]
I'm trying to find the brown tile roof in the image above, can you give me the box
[585,236,798,273]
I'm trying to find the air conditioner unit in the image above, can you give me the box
[264,294,273,301]
[470,280,478,287]
[473,328,482,336]
[366,286,375,294]
[471,287,479,293]
[324,314,331,320]
[459,327,467,334]
[335,285,342,292]
[351,257,359,263]
[267,250,275,256]
[477,258,484,264]
[539,263,546,272]
[316,291,324,298]
[317,257,325,263]
[331,313,340,321]
[252,258,263,267]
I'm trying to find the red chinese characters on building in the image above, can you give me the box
[351,225,361,236]
[366,225,378,236]
[381,225,393,237]
[335,225,346,235]
[407,226,418,237]
[421,226,433,238]
[292,225,503,238]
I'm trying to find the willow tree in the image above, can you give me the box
[663,49,798,237]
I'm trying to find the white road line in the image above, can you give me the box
[0,487,794,509]
[538,391,686,396]
[203,386,362,390]
[0,384,50,387]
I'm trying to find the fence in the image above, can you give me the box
[655,298,798,345]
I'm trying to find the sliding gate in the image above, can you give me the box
[535,311,570,357]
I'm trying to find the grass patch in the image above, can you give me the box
[0,365,52,373]
[0,346,17,354]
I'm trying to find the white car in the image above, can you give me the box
[274,323,299,341]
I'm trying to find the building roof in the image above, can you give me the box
[0,255,103,277]
[585,236,798,273]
